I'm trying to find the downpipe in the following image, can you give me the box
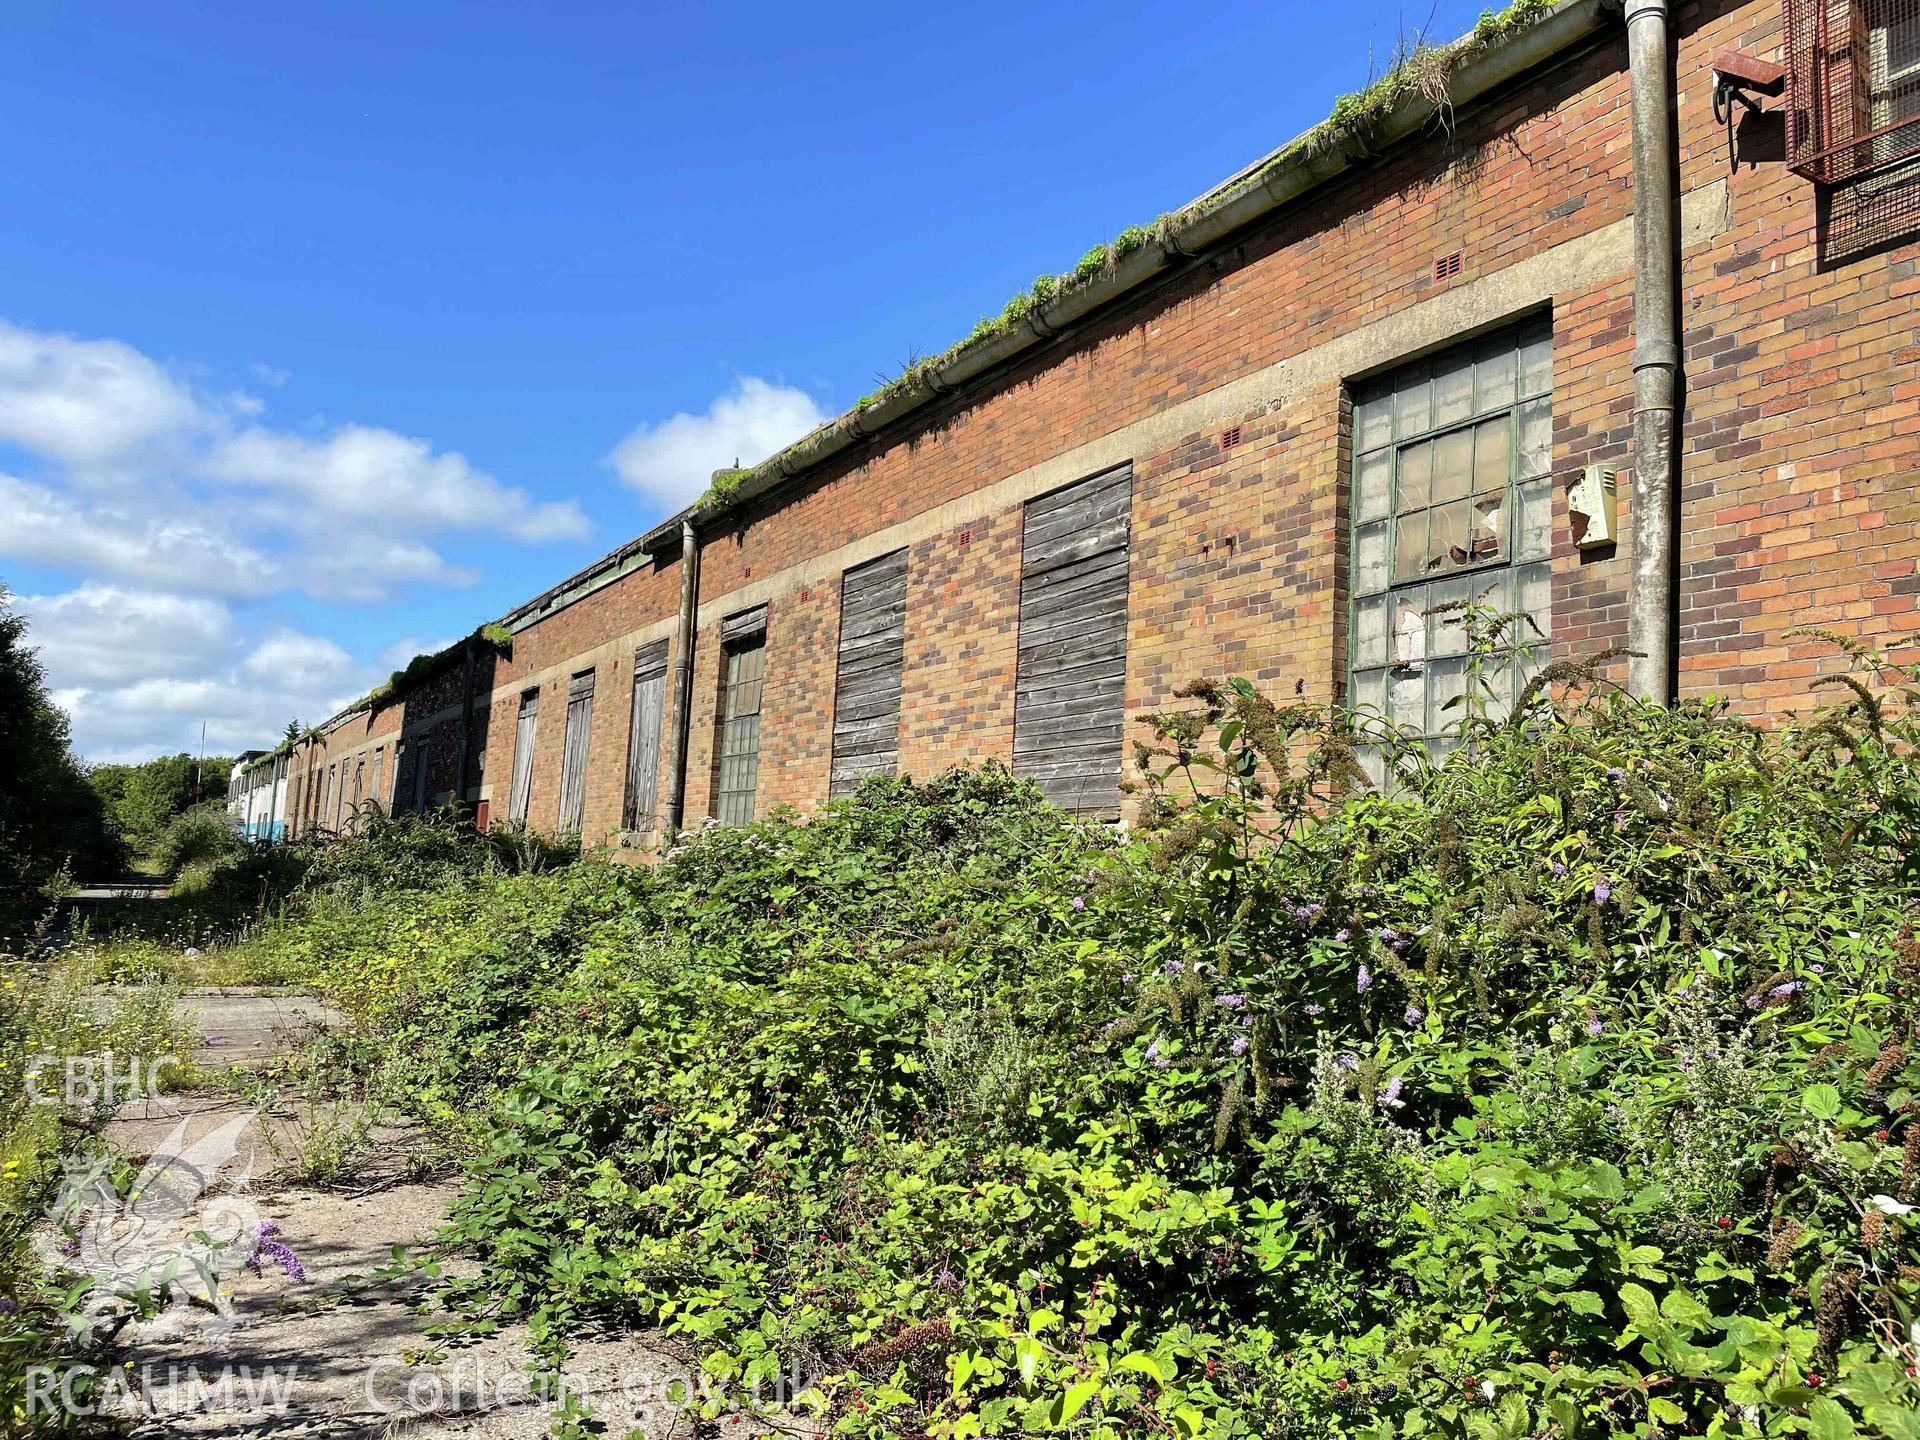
[1625,0,1681,704]
[664,516,700,833]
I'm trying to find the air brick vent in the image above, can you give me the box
[1433,250,1464,282]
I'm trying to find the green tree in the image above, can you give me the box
[0,586,123,936]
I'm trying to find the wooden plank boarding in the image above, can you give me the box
[830,548,908,796]
[1013,465,1131,817]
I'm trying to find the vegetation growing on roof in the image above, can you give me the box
[694,0,1564,524]
[477,622,514,650]
[691,466,756,514]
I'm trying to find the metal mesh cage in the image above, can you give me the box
[1786,0,1920,183]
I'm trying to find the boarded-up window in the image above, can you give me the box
[558,669,595,832]
[508,689,539,825]
[369,748,384,817]
[1013,465,1132,816]
[830,549,907,797]
[715,607,768,826]
[625,642,669,833]
[412,739,431,813]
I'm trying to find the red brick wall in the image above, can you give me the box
[294,0,1916,839]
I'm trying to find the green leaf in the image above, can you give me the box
[1054,1377,1101,1426]
[1806,1396,1856,1440]
[1803,1083,1843,1120]
[1114,1351,1170,1386]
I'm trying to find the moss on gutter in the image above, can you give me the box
[688,0,1562,530]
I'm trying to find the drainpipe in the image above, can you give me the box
[455,640,477,821]
[1626,0,1680,704]
[664,515,700,832]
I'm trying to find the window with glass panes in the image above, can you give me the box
[715,612,767,826]
[1348,318,1553,754]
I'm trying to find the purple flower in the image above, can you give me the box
[1230,1035,1250,1057]
[1593,877,1612,905]
[1551,861,1568,878]
[1303,1003,1324,1017]
[1162,960,1185,977]
[0,1297,20,1316]
[1809,963,1825,975]
[1071,896,1086,911]
[1404,1004,1425,1027]
[1768,980,1803,1001]
[1373,927,1401,946]
[247,1221,307,1283]
[1335,1052,1360,1072]
[1606,767,1625,780]
[1586,1015,1604,1038]
[1334,928,1352,943]
[1377,1077,1405,1110]
[1144,1038,1169,1069]
[1120,971,1134,985]
[1291,903,1324,921]
[1215,993,1247,1010]
[1356,965,1373,995]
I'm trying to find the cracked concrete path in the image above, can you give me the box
[92,987,773,1439]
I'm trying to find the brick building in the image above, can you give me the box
[237,0,1920,845]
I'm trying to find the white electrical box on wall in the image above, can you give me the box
[1568,465,1617,548]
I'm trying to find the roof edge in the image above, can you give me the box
[690,0,1614,529]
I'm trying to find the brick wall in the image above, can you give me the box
[263,0,1918,841]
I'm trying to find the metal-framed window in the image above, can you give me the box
[1348,318,1553,766]
[1786,0,1920,182]
[558,669,595,833]
[715,607,768,826]
[508,689,539,825]
[624,642,669,833]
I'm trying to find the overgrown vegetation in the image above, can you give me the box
[251,637,1920,1436]
[0,944,194,1433]
[85,753,237,868]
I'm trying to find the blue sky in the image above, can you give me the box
[0,0,1486,761]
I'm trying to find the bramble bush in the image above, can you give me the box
[290,638,1918,1435]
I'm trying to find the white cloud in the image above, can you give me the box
[18,586,239,690]
[0,473,283,597]
[0,321,202,476]
[241,629,362,691]
[209,425,589,543]
[296,538,477,604]
[18,587,381,763]
[606,376,829,511]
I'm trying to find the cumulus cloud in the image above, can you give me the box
[19,588,379,763]
[0,315,598,759]
[209,425,588,543]
[18,586,239,689]
[0,473,283,597]
[606,376,829,511]
[0,321,203,476]
[0,318,591,596]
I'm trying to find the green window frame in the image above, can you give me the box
[715,608,768,826]
[1347,317,1554,769]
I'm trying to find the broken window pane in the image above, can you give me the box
[1397,440,1432,512]
[1354,594,1388,668]
[1356,521,1390,593]
[1516,397,1551,478]
[1516,477,1552,561]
